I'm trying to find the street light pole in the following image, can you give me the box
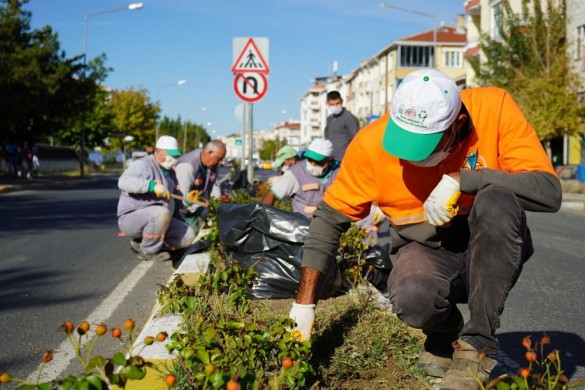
[81,2,144,177]
[380,2,437,68]
[155,79,187,141]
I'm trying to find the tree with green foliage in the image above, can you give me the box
[0,0,107,145]
[259,137,287,161]
[109,87,158,151]
[158,115,211,153]
[467,0,585,141]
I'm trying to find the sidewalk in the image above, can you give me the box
[0,173,98,193]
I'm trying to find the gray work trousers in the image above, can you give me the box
[118,206,195,254]
[388,187,533,354]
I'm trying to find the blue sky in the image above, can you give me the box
[24,0,466,138]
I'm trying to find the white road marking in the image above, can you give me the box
[26,261,154,383]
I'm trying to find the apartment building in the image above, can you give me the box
[299,23,466,137]
[346,23,467,123]
[465,0,585,166]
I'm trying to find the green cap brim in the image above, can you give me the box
[382,117,444,161]
[165,149,182,157]
[304,150,327,162]
[272,156,287,168]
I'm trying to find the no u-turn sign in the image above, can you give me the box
[233,72,268,103]
[232,37,269,103]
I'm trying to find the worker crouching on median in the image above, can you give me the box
[117,135,195,261]
[289,69,562,390]
[261,139,339,220]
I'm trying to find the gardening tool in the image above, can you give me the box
[170,193,209,208]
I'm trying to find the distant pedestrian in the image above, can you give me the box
[5,141,19,178]
[23,142,35,179]
[324,90,359,162]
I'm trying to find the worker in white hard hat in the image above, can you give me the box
[117,135,195,261]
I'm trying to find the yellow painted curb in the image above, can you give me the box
[114,359,169,390]
[123,250,210,389]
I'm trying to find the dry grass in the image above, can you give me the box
[252,288,431,390]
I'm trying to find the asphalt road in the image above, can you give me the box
[1,172,584,385]
[0,174,176,387]
[491,209,585,381]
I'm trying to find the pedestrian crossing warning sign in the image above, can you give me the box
[232,37,270,74]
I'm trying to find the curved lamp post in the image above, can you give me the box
[155,79,187,140]
[81,2,144,177]
[379,2,436,68]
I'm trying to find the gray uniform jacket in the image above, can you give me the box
[288,161,340,218]
[324,108,360,161]
[175,149,218,199]
[117,155,178,217]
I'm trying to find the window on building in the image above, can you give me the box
[398,45,434,68]
[443,50,463,67]
[491,1,503,40]
[577,25,585,59]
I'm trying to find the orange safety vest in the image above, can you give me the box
[324,87,557,226]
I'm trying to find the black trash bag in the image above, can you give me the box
[220,169,256,196]
[363,243,393,295]
[217,202,342,299]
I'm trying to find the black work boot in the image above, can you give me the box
[418,309,464,378]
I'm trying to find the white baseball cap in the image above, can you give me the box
[155,135,181,157]
[304,139,333,162]
[383,69,462,161]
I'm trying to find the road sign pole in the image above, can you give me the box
[247,103,254,185]
[240,104,246,170]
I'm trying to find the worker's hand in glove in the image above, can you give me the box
[424,174,461,226]
[187,190,201,203]
[152,183,170,200]
[288,302,316,342]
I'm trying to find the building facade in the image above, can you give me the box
[464,0,585,166]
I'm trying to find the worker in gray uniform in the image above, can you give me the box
[262,139,339,219]
[175,140,226,200]
[117,136,196,261]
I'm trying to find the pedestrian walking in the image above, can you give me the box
[324,90,359,162]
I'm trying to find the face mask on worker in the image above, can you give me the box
[410,150,450,167]
[160,155,176,170]
[280,164,290,172]
[328,105,343,116]
[306,160,327,177]
[410,128,457,168]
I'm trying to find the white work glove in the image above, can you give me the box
[288,302,316,341]
[423,174,461,226]
[152,183,170,200]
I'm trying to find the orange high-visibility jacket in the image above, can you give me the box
[323,87,558,227]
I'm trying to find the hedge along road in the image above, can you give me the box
[0,174,176,386]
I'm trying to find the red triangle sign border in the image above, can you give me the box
[231,38,271,74]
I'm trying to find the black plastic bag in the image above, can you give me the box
[363,243,393,296]
[217,202,342,299]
